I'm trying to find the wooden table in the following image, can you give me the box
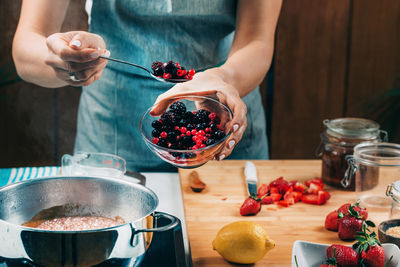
[179,160,397,267]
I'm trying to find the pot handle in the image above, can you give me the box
[130,212,179,246]
[341,155,357,188]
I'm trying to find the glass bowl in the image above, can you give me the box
[139,95,233,168]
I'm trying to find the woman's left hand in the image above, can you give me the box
[150,69,247,160]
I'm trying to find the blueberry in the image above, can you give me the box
[178,118,187,126]
[214,130,226,140]
[186,124,194,131]
[206,139,215,146]
[152,120,162,130]
[184,153,196,159]
[167,131,177,141]
[163,61,178,75]
[152,129,160,137]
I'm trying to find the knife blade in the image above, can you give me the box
[244,161,258,197]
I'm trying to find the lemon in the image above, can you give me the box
[212,221,275,264]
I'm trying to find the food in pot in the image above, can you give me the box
[386,226,400,238]
[212,221,275,264]
[23,216,126,231]
[151,60,195,80]
[151,101,226,160]
[21,204,126,231]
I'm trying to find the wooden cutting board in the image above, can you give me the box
[179,160,395,267]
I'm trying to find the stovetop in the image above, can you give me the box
[0,172,192,267]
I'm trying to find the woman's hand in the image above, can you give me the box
[44,31,109,86]
[150,69,247,160]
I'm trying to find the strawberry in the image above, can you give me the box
[326,244,359,267]
[320,248,338,267]
[361,245,385,267]
[240,196,261,216]
[338,202,368,220]
[288,180,297,188]
[353,221,386,267]
[319,265,337,267]
[269,177,290,195]
[292,191,303,202]
[325,211,339,231]
[319,190,331,202]
[257,184,269,197]
[338,215,364,240]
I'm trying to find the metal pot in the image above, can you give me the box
[0,176,178,266]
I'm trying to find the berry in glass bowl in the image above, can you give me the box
[140,96,233,168]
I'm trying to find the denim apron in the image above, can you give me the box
[75,0,269,172]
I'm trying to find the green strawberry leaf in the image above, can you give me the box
[365,220,376,227]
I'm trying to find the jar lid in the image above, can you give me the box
[324,118,380,139]
[353,142,400,167]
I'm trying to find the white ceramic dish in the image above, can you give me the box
[291,240,400,267]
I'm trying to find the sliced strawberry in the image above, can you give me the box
[307,182,324,194]
[261,196,274,205]
[257,184,269,197]
[270,187,279,194]
[270,193,282,202]
[301,194,318,205]
[283,192,295,205]
[292,191,303,202]
[318,190,331,204]
[305,177,324,188]
[294,182,306,192]
[269,177,290,195]
[288,180,297,188]
[278,200,290,207]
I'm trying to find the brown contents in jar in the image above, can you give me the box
[23,216,126,231]
[321,142,355,190]
[386,226,400,238]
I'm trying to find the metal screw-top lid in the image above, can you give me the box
[324,118,380,139]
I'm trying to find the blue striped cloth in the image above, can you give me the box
[0,166,60,187]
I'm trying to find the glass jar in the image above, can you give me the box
[386,158,400,218]
[318,118,387,190]
[343,142,400,193]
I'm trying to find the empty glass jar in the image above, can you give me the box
[343,142,400,193]
[318,118,387,190]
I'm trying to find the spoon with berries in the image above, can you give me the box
[99,56,195,83]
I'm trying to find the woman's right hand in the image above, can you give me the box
[44,31,109,86]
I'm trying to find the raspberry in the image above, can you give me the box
[152,137,159,144]
[163,73,172,80]
[160,131,168,138]
[188,69,196,76]
[180,127,187,134]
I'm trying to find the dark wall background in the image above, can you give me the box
[1,0,399,167]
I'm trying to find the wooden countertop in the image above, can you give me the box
[179,160,396,267]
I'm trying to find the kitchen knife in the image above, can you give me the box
[244,161,258,196]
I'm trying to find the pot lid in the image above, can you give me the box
[324,118,380,139]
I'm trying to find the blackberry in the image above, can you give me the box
[167,131,177,141]
[184,111,195,123]
[160,111,174,125]
[183,136,194,146]
[195,109,211,124]
[152,129,160,137]
[169,101,186,115]
[158,139,168,148]
[151,61,164,76]
[177,118,187,126]
[152,120,162,130]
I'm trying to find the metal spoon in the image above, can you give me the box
[99,56,189,84]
